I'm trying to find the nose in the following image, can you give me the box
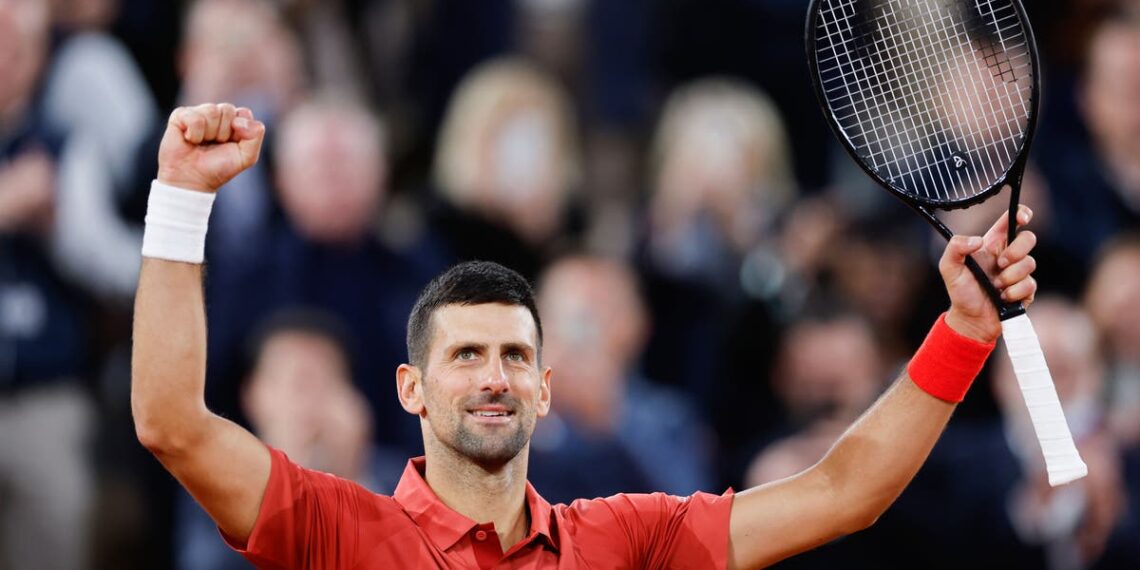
[479,357,510,394]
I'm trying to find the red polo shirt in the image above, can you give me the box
[226,447,734,569]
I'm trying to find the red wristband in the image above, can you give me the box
[907,313,996,403]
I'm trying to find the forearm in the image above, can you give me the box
[815,375,954,532]
[818,309,996,531]
[131,257,212,451]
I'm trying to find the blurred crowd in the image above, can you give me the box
[1,0,1139,568]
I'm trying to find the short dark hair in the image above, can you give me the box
[406,261,542,368]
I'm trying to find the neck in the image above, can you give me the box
[423,440,531,552]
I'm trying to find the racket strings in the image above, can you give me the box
[814,0,1033,204]
[880,0,1017,192]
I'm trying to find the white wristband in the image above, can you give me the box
[141,180,216,263]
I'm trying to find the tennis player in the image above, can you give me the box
[133,104,1040,569]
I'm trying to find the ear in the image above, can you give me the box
[397,364,426,416]
[536,366,553,417]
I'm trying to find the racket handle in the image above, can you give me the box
[1001,313,1088,486]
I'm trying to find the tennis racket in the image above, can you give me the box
[806,0,1087,486]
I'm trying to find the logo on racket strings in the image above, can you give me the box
[951,153,968,170]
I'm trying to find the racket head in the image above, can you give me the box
[806,0,1041,210]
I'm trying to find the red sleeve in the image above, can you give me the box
[222,446,392,570]
[564,490,735,569]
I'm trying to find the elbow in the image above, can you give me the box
[134,420,203,458]
[815,462,895,536]
[132,402,206,457]
[840,508,884,535]
[839,485,903,535]
[133,416,177,456]
[134,425,165,454]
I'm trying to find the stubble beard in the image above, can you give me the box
[450,415,531,469]
[426,390,535,469]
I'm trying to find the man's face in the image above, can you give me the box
[778,319,882,424]
[276,111,385,244]
[1083,24,1140,164]
[405,303,551,468]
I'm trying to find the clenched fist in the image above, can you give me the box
[941,205,1037,343]
[157,103,266,193]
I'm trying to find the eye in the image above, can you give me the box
[457,349,477,361]
[505,351,526,363]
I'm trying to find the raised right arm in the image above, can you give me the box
[131,104,269,544]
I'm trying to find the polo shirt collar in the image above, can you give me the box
[523,480,559,552]
[394,457,559,553]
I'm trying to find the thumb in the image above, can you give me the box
[939,234,983,278]
[234,118,266,170]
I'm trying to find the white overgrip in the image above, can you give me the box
[1001,313,1088,486]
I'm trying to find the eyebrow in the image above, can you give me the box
[445,342,488,354]
[501,342,536,356]
[443,342,535,355]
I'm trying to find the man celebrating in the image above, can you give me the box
[133,104,1041,568]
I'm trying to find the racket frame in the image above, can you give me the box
[804,0,1042,321]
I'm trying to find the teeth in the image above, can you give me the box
[473,411,507,417]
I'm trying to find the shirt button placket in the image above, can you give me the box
[471,526,500,569]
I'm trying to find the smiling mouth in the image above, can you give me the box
[467,409,515,422]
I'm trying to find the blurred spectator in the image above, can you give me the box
[242,311,376,482]
[176,309,405,570]
[41,0,159,301]
[179,0,303,117]
[1039,6,1140,267]
[0,0,94,568]
[1084,234,1140,449]
[282,0,369,101]
[649,0,834,190]
[273,98,387,246]
[646,78,795,288]
[203,97,438,454]
[1080,6,1140,209]
[639,78,794,413]
[744,305,885,487]
[827,213,945,369]
[426,57,582,279]
[528,255,714,503]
